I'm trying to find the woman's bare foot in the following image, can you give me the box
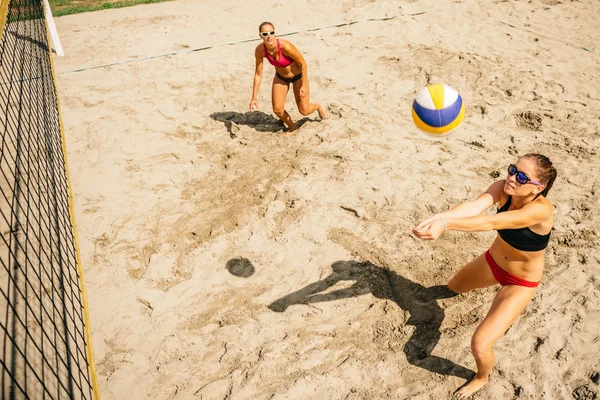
[455,377,488,398]
[317,104,327,120]
[283,124,299,136]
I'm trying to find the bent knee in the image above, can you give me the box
[447,278,467,294]
[470,335,493,356]
[296,107,308,116]
[272,108,285,118]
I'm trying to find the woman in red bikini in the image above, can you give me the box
[413,153,557,398]
[249,22,326,134]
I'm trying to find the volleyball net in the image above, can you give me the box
[0,0,98,398]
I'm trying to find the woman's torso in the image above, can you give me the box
[489,192,553,281]
[262,40,301,77]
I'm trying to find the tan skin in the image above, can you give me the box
[249,24,326,135]
[413,156,553,398]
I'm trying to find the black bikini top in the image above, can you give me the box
[496,196,551,252]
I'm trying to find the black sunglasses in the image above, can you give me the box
[260,31,275,37]
[508,164,541,186]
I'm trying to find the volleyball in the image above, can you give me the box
[411,84,465,136]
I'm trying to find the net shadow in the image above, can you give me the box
[1,1,94,398]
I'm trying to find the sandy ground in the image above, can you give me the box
[53,0,600,398]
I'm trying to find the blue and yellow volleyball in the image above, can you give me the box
[411,84,465,136]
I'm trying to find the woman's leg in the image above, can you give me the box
[272,75,297,133]
[448,253,499,293]
[457,285,537,398]
[292,78,326,119]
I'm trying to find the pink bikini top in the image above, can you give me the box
[264,39,294,68]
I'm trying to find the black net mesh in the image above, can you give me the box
[0,1,94,398]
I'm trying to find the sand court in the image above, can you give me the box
[53,0,599,398]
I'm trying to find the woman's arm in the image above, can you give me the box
[414,180,505,232]
[447,200,551,232]
[441,180,505,219]
[249,46,264,111]
[280,41,308,96]
[414,198,551,240]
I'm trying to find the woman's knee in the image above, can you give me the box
[298,105,311,116]
[447,277,467,294]
[471,332,493,356]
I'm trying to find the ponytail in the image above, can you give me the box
[523,153,557,197]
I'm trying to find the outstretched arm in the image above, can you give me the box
[441,180,505,219]
[249,45,264,111]
[414,189,551,240]
[414,180,505,232]
[281,41,308,97]
[446,200,551,232]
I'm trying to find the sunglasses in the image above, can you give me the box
[260,31,275,37]
[508,164,541,186]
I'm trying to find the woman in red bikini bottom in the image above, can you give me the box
[413,153,557,398]
[249,22,326,135]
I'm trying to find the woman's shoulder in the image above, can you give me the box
[278,39,294,50]
[497,186,509,208]
[531,196,553,227]
[522,195,553,220]
[487,179,507,205]
[255,43,265,54]
[533,195,552,209]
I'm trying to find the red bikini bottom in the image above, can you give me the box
[485,250,539,288]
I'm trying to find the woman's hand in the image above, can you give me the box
[413,214,441,231]
[413,217,446,240]
[249,98,258,111]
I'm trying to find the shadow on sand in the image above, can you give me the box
[268,260,475,381]
[210,111,312,136]
[7,30,50,52]
[225,257,255,278]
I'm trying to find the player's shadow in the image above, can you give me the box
[7,30,49,52]
[268,260,475,381]
[210,111,311,135]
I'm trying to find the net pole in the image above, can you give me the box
[0,0,9,43]
[42,0,64,56]
[42,13,100,400]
